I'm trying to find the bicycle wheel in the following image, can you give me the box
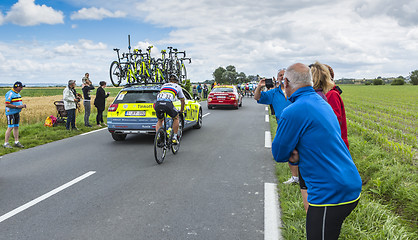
[171,115,183,154]
[154,127,167,164]
[109,61,123,87]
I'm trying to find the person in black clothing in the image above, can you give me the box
[82,78,95,127]
[94,81,109,126]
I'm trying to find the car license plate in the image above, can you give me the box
[217,96,226,99]
[125,111,146,116]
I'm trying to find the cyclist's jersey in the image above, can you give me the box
[157,83,185,102]
[5,89,23,116]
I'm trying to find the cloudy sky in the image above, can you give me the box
[0,0,417,85]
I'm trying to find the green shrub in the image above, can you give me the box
[373,79,384,85]
[391,79,405,85]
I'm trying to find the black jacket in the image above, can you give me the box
[82,84,95,100]
[94,87,109,111]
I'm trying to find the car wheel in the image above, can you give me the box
[111,133,127,141]
[193,108,202,129]
[208,105,213,109]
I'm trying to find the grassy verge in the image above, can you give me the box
[269,110,417,239]
[0,112,108,156]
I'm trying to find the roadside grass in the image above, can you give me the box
[0,103,113,156]
[0,113,108,156]
[268,109,417,239]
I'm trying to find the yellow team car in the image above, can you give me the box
[107,85,202,141]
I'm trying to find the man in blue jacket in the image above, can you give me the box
[272,63,362,240]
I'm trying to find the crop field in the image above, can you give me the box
[343,85,418,162]
[273,85,417,239]
[0,87,121,128]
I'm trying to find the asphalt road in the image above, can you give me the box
[0,97,278,240]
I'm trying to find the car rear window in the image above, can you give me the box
[212,87,233,93]
[113,91,159,104]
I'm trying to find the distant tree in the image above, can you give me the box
[246,75,257,82]
[222,70,237,84]
[213,67,226,83]
[225,65,236,72]
[410,70,418,85]
[373,79,383,85]
[391,77,405,85]
[237,72,246,83]
[181,79,192,93]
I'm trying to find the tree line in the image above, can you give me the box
[209,66,418,85]
[212,65,257,84]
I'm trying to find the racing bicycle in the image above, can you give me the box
[154,112,183,164]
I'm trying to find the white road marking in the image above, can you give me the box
[80,128,107,136]
[203,113,211,118]
[265,106,268,111]
[265,115,269,123]
[0,171,96,223]
[264,183,283,240]
[265,131,271,148]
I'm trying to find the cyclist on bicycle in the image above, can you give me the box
[154,75,185,144]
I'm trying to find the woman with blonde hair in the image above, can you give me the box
[309,61,334,101]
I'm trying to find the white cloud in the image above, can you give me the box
[1,0,418,84]
[80,39,107,50]
[0,40,112,84]
[4,0,64,26]
[131,0,418,81]
[70,7,127,20]
[0,11,4,25]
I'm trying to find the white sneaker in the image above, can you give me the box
[283,176,299,184]
[3,142,12,149]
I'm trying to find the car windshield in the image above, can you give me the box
[113,91,159,104]
[212,87,233,93]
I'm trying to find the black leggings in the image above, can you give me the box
[96,109,104,124]
[306,199,359,240]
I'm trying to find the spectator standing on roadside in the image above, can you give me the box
[94,81,109,127]
[192,85,198,100]
[254,69,299,185]
[197,84,202,99]
[272,63,361,240]
[203,84,208,99]
[63,80,80,130]
[325,64,349,149]
[294,62,335,212]
[309,61,334,101]
[3,81,27,148]
[82,76,95,127]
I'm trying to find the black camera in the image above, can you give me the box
[265,78,274,89]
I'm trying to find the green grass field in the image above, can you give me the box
[272,85,417,239]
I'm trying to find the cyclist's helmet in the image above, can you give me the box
[169,75,179,82]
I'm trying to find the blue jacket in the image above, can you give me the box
[257,87,290,120]
[272,86,362,206]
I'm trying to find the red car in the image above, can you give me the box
[207,85,242,109]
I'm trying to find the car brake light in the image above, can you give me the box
[108,104,118,112]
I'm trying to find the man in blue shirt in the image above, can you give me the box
[254,69,299,185]
[4,81,27,148]
[254,69,289,123]
[272,63,362,240]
